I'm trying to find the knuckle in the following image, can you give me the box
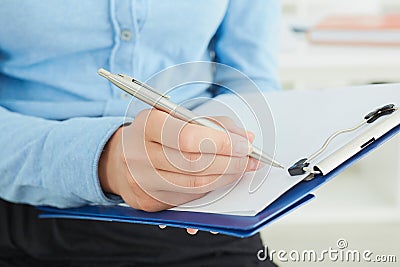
[147,149,161,168]
[185,174,201,188]
[178,129,195,151]
[233,157,248,173]
[186,175,197,188]
[145,109,164,125]
[136,109,152,122]
[193,176,205,188]
[187,152,201,172]
[193,175,214,188]
[217,134,232,154]
[143,109,166,138]
[140,111,154,136]
[148,108,162,118]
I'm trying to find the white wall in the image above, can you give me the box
[262,1,400,266]
[279,0,400,90]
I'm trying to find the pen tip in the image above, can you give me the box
[274,163,285,169]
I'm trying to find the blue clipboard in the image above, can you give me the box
[37,107,400,238]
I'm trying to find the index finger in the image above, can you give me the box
[145,110,252,156]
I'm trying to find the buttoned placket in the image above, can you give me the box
[108,0,147,99]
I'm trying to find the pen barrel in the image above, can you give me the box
[250,147,278,167]
[100,68,280,167]
[170,106,226,131]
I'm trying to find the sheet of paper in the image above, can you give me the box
[171,84,400,216]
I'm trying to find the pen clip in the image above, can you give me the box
[117,74,170,99]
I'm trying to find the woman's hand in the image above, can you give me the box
[98,108,260,212]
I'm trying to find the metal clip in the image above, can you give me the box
[288,104,397,180]
[288,158,309,176]
[131,78,171,99]
[118,74,171,99]
[364,104,396,123]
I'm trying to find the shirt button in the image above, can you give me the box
[120,92,130,99]
[120,29,132,41]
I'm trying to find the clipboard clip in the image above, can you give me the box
[288,104,398,180]
[364,104,396,123]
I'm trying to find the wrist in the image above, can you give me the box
[98,126,124,196]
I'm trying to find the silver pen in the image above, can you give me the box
[98,68,284,169]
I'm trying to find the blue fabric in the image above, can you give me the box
[0,0,280,208]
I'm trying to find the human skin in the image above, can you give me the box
[98,109,260,233]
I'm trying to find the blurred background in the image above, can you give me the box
[261,0,400,266]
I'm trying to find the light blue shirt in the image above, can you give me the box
[0,0,280,208]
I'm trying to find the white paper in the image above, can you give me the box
[171,84,400,216]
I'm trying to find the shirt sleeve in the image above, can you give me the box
[212,0,281,94]
[0,106,127,208]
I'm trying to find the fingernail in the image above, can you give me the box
[159,225,167,229]
[247,131,255,142]
[187,228,198,235]
[234,140,252,156]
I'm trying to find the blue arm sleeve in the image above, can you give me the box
[0,106,126,208]
[213,0,281,94]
